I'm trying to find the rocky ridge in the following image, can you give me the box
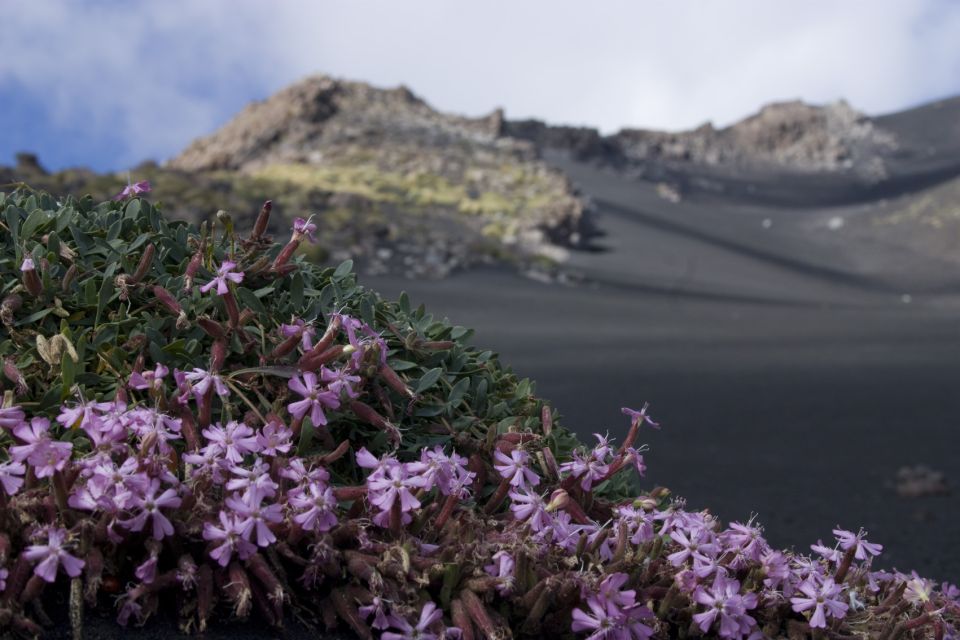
[506,99,900,180]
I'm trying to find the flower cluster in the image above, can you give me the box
[1,192,957,639]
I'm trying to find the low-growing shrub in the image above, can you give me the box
[0,187,956,638]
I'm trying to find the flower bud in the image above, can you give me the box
[251,200,272,240]
[183,249,203,291]
[3,358,28,396]
[20,257,43,297]
[1,294,22,326]
[210,340,228,372]
[130,243,155,284]
[59,263,78,293]
[197,316,226,340]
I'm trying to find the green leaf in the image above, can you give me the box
[289,273,304,309]
[20,207,51,239]
[450,326,472,341]
[415,367,443,394]
[318,283,336,311]
[446,377,470,410]
[227,366,299,379]
[15,308,54,326]
[387,359,418,372]
[39,384,63,413]
[360,296,375,326]
[60,350,76,398]
[124,199,141,220]
[95,277,115,326]
[297,417,315,455]
[333,259,353,281]
[235,287,266,315]
[414,404,446,417]
[4,206,21,245]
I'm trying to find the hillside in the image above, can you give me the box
[2,75,586,280]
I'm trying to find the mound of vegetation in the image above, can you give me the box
[0,188,956,639]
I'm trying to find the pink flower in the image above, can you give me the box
[367,463,426,515]
[287,371,340,426]
[113,179,151,201]
[290,481,339,533]
[904,571,935,605]
[508,488,553,532]
[832,527,883,561]
[560,434,611,491]
[321,365,361,400]
[359,596,400,630]
[203,511,256,567]
[621,403,660,429]
[199,261,244,296]
[128,363,169,391]
[123,479,182,540]
[201,421,258,464]
[722,521,769,562]
[810,538,842,564]
[280,319,317,351]
[484,551,515,596]
[382,601,444,640]
[10,417,73,478]
[790,577,848,629]
[692,574,758,638]
[572,574,655,639]
[279,456,330,486]
[0,460,26,495]
[226,458,278,498]
[667,527,719,567]
[0,406,26,431]
[623,446,647,478]
[23,527,85,583]
[406,445,473,495]
[493,449,540,489]
[225,488,283,547]
[292,217,318,243]
[135,555,158,584]
[256,420,293,457]
[184,368,230,398]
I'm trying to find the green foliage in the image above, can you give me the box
[0,187,581,476]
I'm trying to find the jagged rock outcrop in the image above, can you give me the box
[507,99,899,179]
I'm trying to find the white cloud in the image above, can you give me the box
[1,0,958,169]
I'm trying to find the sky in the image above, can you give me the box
[1,1,958,173]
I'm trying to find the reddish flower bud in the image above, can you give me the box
[20,257,42,297]
[3,358,27,396]
[183,249,203,291]
[225,562,252,618]
[417,340,456,350]
[130,243,155,284]
[210,339,228,372]
[251,200,272,240]
[298,344,346,372]
[61,263,78,292]
[270,240,300,273]
[378,363,415,398]
[197,316,227,340]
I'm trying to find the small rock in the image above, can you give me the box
[895,465,949,498]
